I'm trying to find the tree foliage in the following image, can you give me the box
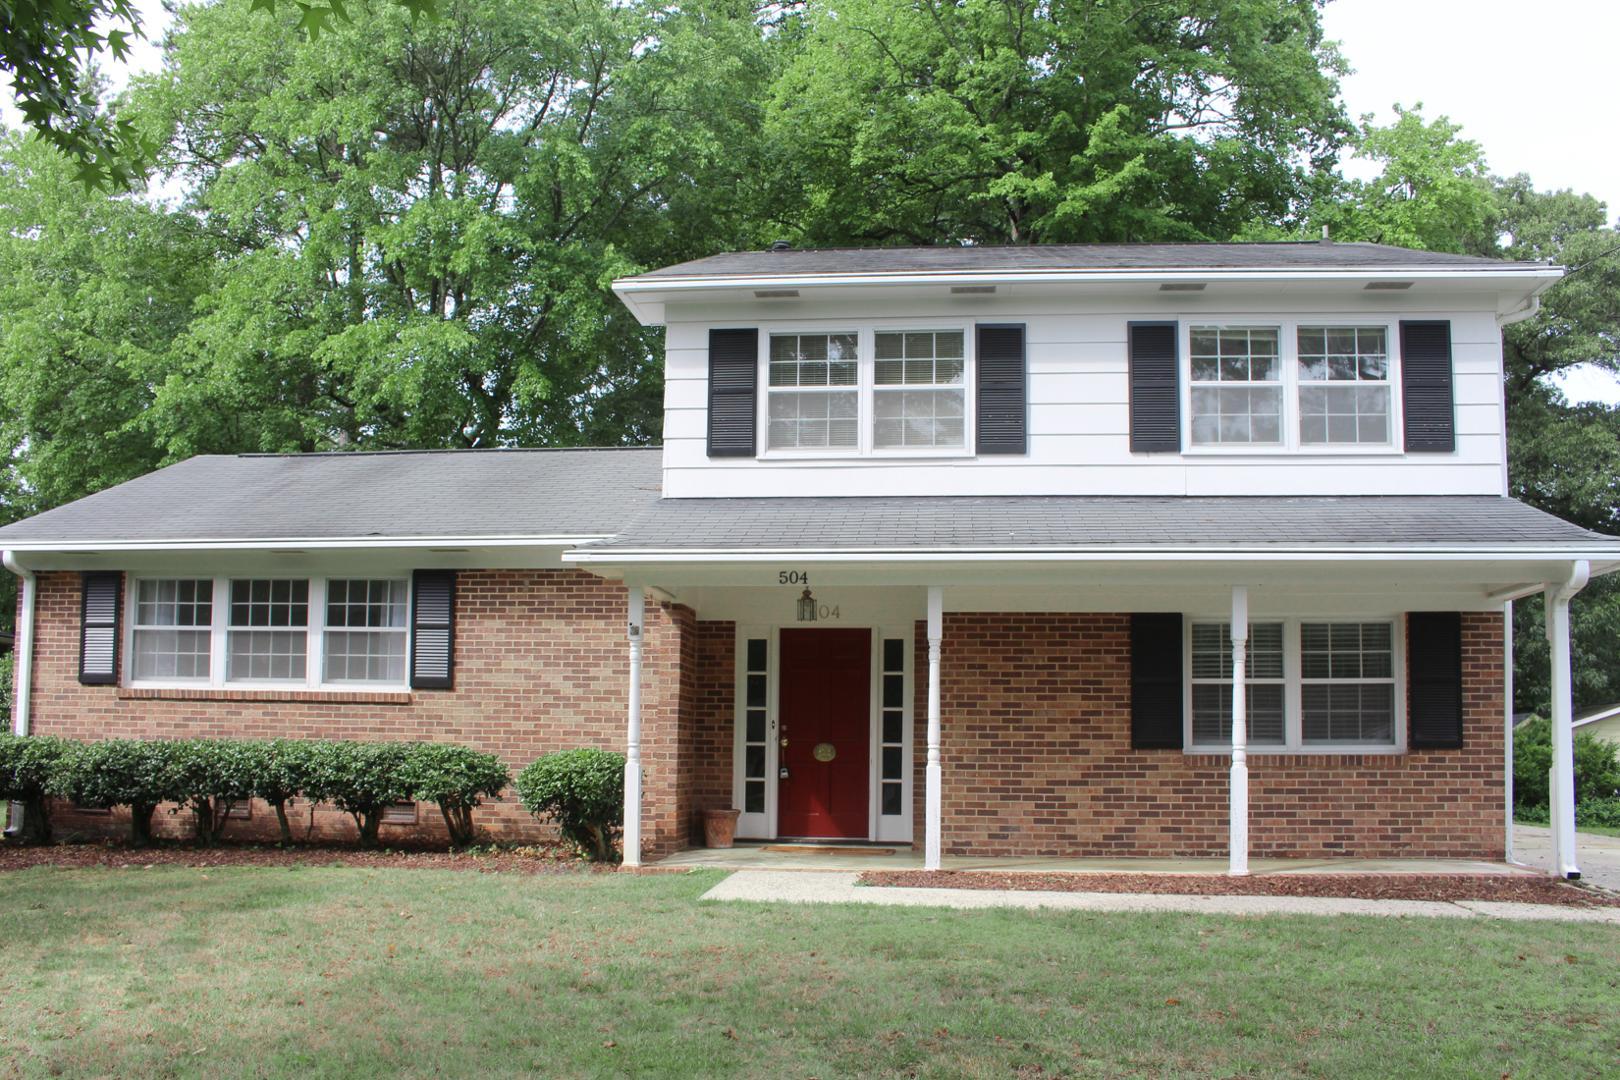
[515,748,624,861]
[766,0,1348,245]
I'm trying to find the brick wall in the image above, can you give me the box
[913,611,1506,859]
[16,569,717,859]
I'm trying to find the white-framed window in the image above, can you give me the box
[324,579,409,684]
[1190,622,1286,745]
[1297,326,1392,446]
[758,325,974,458]
[873,330,967,449]
[126,575,411,691]
[1182,320,1401,453]
[1185,617,1403,753]
[1300,622,1396,744]
[766,332,860,451]
[131,578,214,681]
[227,579,310,682]
[1189,327,1282,446]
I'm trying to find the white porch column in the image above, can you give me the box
[1545,562,1589,879]
[924,586,944,871]
[622,587,646,868]
[1228,586,1250,877]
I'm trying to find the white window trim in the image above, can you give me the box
[124,575,412,692]
[757,323,975,461]
[1180,318,1404,456]
[1183,615,1406,755]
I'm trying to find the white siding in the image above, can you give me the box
[660,289,1510,499]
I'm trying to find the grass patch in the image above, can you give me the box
[0,866,1616,1078]
[1516,816,1620,839]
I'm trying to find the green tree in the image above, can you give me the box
[132,0,775,454]
[764,0,1348,245]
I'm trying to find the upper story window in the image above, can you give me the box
[129,576,410,690]
[761,326,973,457]
[1187,323,1396,451]
[1297,327,1391,446]
[1189,328,1282,446]
[767,333,859,450]
[874,331,966,449]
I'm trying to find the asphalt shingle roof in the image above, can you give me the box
[0,450,1611,554]
[624,241,1551,282]
[578,494,1615,553]
[0,449,663,543]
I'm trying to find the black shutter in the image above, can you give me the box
[1401,321,1455,452]
[1408,612,1463,749]
[976,323,1027,454]
[707,328,758,457]
[78,571,121,686]
[1129,321,1180,452]
[1130,613,1184,749]
[410,570,456,690]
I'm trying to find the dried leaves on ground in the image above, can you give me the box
[858,870,1620,907]
[0,841,616,875]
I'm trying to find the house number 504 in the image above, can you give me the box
[778,571,810,585]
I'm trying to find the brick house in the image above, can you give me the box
[4,241,1617,876]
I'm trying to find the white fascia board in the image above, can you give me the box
[564,546,1620,565]
[0,535,609,553]
[614,266,1563,294]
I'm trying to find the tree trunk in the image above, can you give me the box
[438,802,475,848]
[355,811,381,848]
[19,796,51,844]
[130,803,156,847]
[273,800,293,846]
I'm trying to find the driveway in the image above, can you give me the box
[1514,824,1620,891]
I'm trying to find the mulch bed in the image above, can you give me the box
[858,870,1620,908]
[0,840,622,876]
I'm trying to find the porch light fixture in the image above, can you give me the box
[796,587,818,622]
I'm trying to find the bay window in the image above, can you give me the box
[1186,617,1402,751]
[128,576,411,690]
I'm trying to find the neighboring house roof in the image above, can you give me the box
[1575,703,1620,730]
[620,241,1554,284]
[0,448,663,547]
[569,494,1616,557]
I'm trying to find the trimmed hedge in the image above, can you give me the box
[515,748,625,862]
[1512,716,1620,810]
[0,733,70,843]
[1,736,512,849]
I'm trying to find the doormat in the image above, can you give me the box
[760,845,898,856]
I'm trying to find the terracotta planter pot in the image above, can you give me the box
[702,808,742,849]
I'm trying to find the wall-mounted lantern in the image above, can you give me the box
[796,588,817,622]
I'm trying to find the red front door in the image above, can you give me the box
[778,629,871,839]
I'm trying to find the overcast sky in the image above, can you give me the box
[4,0,1616,400]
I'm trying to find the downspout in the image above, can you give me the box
[2,550,36,837]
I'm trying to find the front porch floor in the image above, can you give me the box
[653,841,1530,876]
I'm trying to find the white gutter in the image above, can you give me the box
[2,550,33,737]
[613,266,1565,294]
[565,546,1620,565]
[0,534,610,554]
[3,550,35,837]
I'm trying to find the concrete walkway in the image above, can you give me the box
[1513,824,1620,891]
[699,870,1620,923]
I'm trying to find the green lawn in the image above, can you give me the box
[0,866,1616,1078]
[1516,816,1620,839]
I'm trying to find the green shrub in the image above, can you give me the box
[50,739,186,846]
[515,749,624,861]
[302,740,412,848]
[0,733,69,843]
[1513,716,1620,810]
[247,738,319,845]
[402,743,509,848]
[0,653,13,722]
[168,739,260,846]
[1578,795,1620,829]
